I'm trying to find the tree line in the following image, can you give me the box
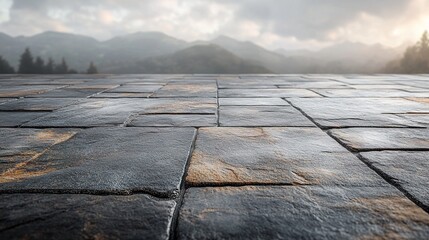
[0,48,98,74]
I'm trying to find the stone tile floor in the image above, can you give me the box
[0,74,428,239]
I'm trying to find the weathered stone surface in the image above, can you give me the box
[0,127,195,197]
[107,84,163,93]
[290,98,429,128]
[92,92,152,98]
[153,83,217,98]
[219,98,288,106]
[142,98,217,114]
[219,106,315,127]
[0,193,175,240]
[178,186,429,240]
[0,98,80,111]
[0,112,48,127]
[360,151,429,208]
[314,89,429,98]
[129,114,216,127]
[219,88,320,98]
[186,127,386,187]
[28,88,106,98]
[329,128,429,151]
[0,85,62,98]
[277,81,350,89]
[0,128,78,174]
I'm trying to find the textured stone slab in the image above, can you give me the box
[153,83,217,98]
[277,81,350,89]
[28,88,106,98]
[360,151,429,209]
[290,98,429,128]
[0,194,175,240]
[142,98,217,114]
[0,128,78,174]
[92,92,152,98]
[0,127,195,197]
[219,106,314,127]
[329,128,429,151]
[0,98,80,111]
[178,186,429,240]
[107,84,163,93]
[397,114,429,126]
[129,114,216,127]
[219,98,288,106]
[0,112,48,127]
[219,89,320,98]
[314,89,429,98]
[0,85,61,98]
[186,127,386,187]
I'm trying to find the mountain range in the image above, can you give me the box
[0,31,406,74]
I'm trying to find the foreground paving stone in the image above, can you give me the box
[0,128,78,174]
[106,84,163,93]
[0,112,48,127]
[0,194,175,240]
[360,151,429,209]
[0,85,62,98]
[0,127,195,197]
[219,89,320,98]
[219,106,314,127]
[153,83,217,98]
[178,186,429,240]
[28,88,107,98]
[219,98,288,106]
[186,128,386,187]
[329,128,429,151]
[314,89,429,98]
[92,92,152,98]
[129,114,216,127]
[290,98,429,128]
[142,98,217,114]
[0,98,81,111]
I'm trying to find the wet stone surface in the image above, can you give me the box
[0,74,429,239]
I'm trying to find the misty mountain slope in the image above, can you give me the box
[108,44,271,74]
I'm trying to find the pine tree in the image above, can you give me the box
[400,31,429,73]
[34,57,45,74]
[0,56,15,74]
[86,62,98,74]
[55,58,69,74]
[18,48,35,74]
[45,58,54,74]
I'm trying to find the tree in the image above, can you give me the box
[399,31,429,73]
[86,62,98,74]
[18,48,35,74]
[45,58,54,74]
[34,57,45,74]
[0,56,15,74]
[55,58,69,74]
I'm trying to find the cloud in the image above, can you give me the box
[0,0,428,49]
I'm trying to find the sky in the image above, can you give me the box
[0,0,429,50]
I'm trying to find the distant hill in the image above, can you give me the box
[0,31,405,74]
[109,44,271,74]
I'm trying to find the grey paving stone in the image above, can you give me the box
[219,106,315,127]
[0,99,15,105]
[277,81,350,89]
[329,128,429,151]
[0,127,195,197]
[92,92,152,98]
[314,89,429,98]
[290,98,429,128]
[142,98,217,114]
[186,127,386,187]
[152,83,217,98]
[219,98,288,106]
[107,84,163,93]
[360,151,429,209]
[0,112,48,127]
[397,114,429,126]
[28,88,106,98]
[0,193,175,240]
[219,89,320,98]
[178,186,429,240]
[0,85,62,98]
[129,114,216,127]
[0,98,81,111]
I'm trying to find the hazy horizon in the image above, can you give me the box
[1,0,428,51]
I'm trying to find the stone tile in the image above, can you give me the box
[219,98,288,106]
[329,128,429,151]
[152,83,217,98]
[0,98,80,111]
[219,89,320,98]
[128,114,216,127]
[0,99,15,105]
[277,81,350,89]
[0,128,78,174]
[28,88,106,98]
[397,114,429,126]
[142,98,217,114]
[290,98,429,128]
[0,127,195,197]
[186,127,386,187]
[0,194,175,240]
[107,84,163,93]
[360,151,429,209]
[92,92,152,98]
[314,89,429,98]
[0,112,48,127]
[219,106,314,127]
[0,85,62,98]
[178,186,429,240]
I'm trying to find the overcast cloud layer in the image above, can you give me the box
[1,0,429,50]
